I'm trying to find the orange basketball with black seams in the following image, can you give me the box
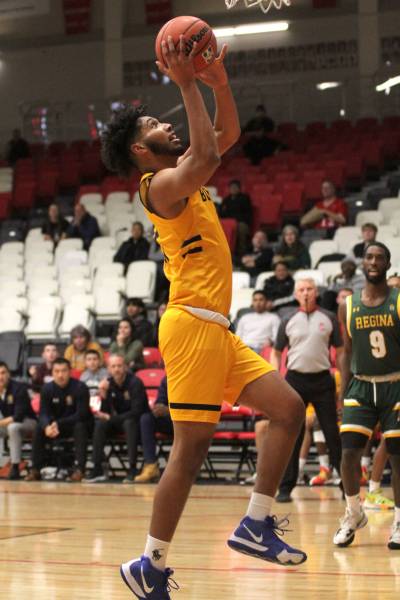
[155,15,217,73]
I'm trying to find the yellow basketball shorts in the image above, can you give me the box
[159,307,274,424]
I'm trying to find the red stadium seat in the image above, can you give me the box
[282,182,305,214]
[250,183,275,206]
[301,170,326,201]
[13,180,37,210]
[273,171,296,193]
[324,160,347,189]
[220,218,237,253]
[81,148,103,180]
[277,122,298,137]
[359,141,384,171]
[143,347,163,367]
[101,176,129,198]
[253,193,283,230]
[59,159,81,188]
[136,368,165,389]
[31,394,40,414]
[70,368,83,379]
[0,192,12,219]
[147,388,158,409]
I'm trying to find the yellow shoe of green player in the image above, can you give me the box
[364,489,395,510]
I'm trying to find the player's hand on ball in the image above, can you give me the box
[196,44,228,89]
[156,35,197,87]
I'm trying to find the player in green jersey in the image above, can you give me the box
[334,242,400,549]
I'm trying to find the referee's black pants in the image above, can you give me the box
[279,370,342,494]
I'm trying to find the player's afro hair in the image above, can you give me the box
[101,104,146,178]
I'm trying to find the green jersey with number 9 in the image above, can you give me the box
[346,288,400,376]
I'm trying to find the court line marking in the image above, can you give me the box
[0,488,343,502]
[0,557,396,578]
[0,527,72,540]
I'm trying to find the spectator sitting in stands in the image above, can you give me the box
[273,224,311,271]
[84,355,149,484]
[263,261,295,309]
[109,318,145,370]
[150,301,167,348]
[29,343,58,392]
[347,223,378,264]
[64,325,104,372]
[6,128,30,166]
[67,203,100,250]
[300,180,347,236]
[42,204,69,244]
[236,290,281,354]
[80,350,108,406]
[135,376,173,483]
[124,298,154,346]
[114,221,150,274]
[329,258,365,292]
[0,362,36,480]
[25,358,91,482]
[219,180,252,257]
[242,104,275,135]
[241,230,273,282]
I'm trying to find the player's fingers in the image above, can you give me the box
[167,35,176,54]
[155,61,167,74]
[218,44,228,61]
[188,40,198,60]
[179,34,185,55]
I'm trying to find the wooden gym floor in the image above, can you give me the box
[0,483,399,599]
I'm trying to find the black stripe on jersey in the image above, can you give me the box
[170,402,221,412]
[182,247,203,259]
[181,234,202,248]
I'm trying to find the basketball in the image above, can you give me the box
[155,16,217,73]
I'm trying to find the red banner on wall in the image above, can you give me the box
[313,0,337,8]
[63,0,92,35]
[145,0,172,26]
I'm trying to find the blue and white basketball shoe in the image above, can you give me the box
[120,556,179,599]
[228,515,307,566]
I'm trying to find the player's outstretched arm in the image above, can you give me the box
[196,45,241,155]
[338,301,352,405]
[150,36,220,216]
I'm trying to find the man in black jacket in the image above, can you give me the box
[67,203,100,250]
[0,362,36,480]
[114,221,150,274]
[135,376,173,483]
[25,358,91,482]
[219,180,252,257]
[85,355,149,483]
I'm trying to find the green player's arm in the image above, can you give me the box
[338,301,353,403]
[149,80,220,219]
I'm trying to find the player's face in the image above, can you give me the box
[137,116,184,157]
[52,364,70,387]
[363,246,389,283]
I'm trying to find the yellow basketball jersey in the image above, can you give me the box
[139,172,232,316]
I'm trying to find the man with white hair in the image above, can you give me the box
[271,278,343,502]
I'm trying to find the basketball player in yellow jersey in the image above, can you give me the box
[102,36,306,599]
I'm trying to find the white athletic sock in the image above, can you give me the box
[345,494,361,514]
[369,479,381,493]
[319,454,329,469]
[246,492,273,521]
[298,458,306,476]
[395,506,400,524]
[361,456,371,469]
[144,535,170,570]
